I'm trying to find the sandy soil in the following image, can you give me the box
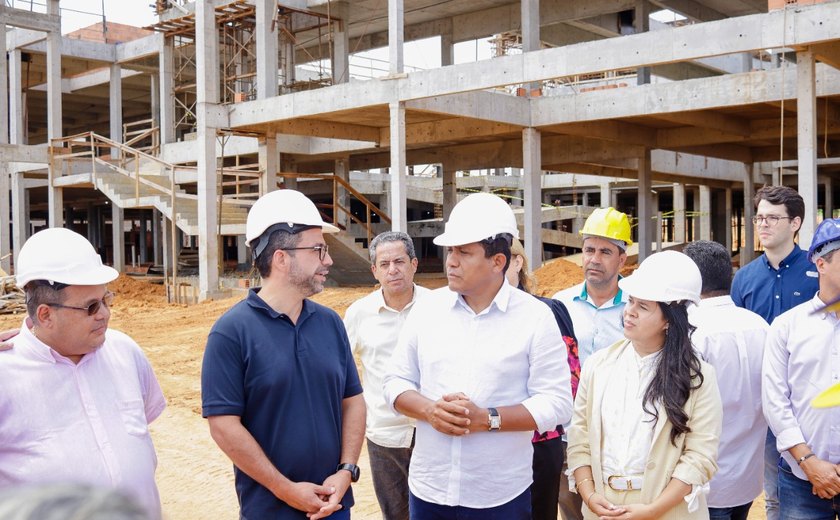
[0,261,766,519]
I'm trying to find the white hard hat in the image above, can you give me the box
[246,189,339,255]
[433,193,519,246]
[618,250,701,305]
[16,228,119,288]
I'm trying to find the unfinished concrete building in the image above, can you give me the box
[1,0,839,300]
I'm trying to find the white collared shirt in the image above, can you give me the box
[763,294,840,481]
[0,322,166,520]
[553,282,627,365]
[344,284,430,448]
[601,344,660,479]
[689,295,769,507]
[383,281,573,508]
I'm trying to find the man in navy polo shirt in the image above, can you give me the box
[202,189,365,520]
[730,185,819,520]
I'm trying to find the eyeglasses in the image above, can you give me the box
[751,215,794,226]
[48,291,115,316]
[282,245,329,262]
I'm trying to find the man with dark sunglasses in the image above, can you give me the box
[0,227,166,520]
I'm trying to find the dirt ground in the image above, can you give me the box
[0,260,765,519]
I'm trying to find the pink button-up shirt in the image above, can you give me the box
[0,322,166,519]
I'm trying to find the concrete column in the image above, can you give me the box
[152,209,162,264]
[600,183,611,208]
[724,188,733,253]
[521,0,540,93]
[332,1,350,84]
[150,73,160,132]
[159,34,175,145]
[86,203,97,251]
[139,212,148,263]
[673,182,686,243]
[442,167,457,220]
[691,187,700,241]
[112,205,125,271]
[48,163,64,228]
[388,0,404,74]
[637,149,652,261]
[611,189,619,209]
[441,25,454,67]
[162,215,173,276]
[258,132,278,194]
[742,165,755,265]
[389,101,407,231]
[825,176,834,219]
[280,153,298,190]
[634,0,650,85]
[699,185,712,241]
[110,64,123,156]
[11,171,28,266]
[0,23,8,272]
[236,235,248,266]
[797,49,817,249]
[9,49,24,145]
[0,21,7,146]
[523,128,542,268]
[196,0,222,299]
[335,156,350,228]
[256,0,278,98]
[46,0,62,140]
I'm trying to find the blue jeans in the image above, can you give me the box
[766,428,781,520]
[708,502,752,520]
[367,437,413,520]
[779,459,840,519]
[409,489,531,520]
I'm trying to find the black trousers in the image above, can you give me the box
[531,436,565,520]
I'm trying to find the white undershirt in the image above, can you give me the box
[600,344,661,479]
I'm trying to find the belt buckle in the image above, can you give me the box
[608,475,632,491]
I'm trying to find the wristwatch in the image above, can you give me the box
[336,463,361,482]
[488,407,501,431]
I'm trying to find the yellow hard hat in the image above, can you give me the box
[579,207,633,247]
[812,382,840,408]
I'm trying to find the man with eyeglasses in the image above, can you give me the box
[0,228,166,520]
[202,189,365,520]
[343,231,430,520]
[730,185,819,520]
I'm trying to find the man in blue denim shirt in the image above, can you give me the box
[731,185,819,520]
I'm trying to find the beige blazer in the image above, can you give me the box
[567,340,722,520]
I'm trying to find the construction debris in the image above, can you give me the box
[0,276,26,315]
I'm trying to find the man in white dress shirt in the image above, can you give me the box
[384,193,573,520]
[763,217,840,519]
[684,240,769,520]
[0,228,165,520]
[344,231,430,520]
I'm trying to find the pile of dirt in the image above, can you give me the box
[110,274,167,306]
[532,258,585,297]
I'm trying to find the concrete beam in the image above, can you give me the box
[0,5,60,33]
[0,144,50,163]
[234,5,840,130]
[406,91,531,127]
[275,119,380,143]
[385,119,522,148]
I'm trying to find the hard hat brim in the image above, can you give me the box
[320,223,341,234]
[618,273,701,305]
[433,229,519,247]
[812,382,840,408]
[16,264,119,289]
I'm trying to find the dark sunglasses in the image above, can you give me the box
[48,291,115,316]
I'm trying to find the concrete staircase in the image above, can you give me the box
[93,158,250,236]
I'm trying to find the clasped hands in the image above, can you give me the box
[423,392,487,436]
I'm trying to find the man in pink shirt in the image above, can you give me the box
[0,228,165,519]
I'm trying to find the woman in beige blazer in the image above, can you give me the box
[568,251,722,520]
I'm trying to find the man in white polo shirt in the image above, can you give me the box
[344,231,430,520]
[384,193,572,519]
[552,206,632,520]
[0,228,165,520]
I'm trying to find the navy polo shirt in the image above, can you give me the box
[201,289,363,519]
[731,244,819,324]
